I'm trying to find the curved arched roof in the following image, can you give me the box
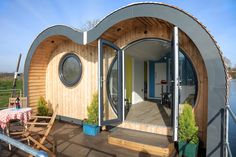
[25,2,227,85]
[24,3,228,156]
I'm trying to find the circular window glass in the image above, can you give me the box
[59,53,82,87]
[106,55,118,114]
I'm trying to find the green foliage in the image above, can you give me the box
[0,76,23,109]
[37,96,49,116]
[85,93,98,125]
[178,103,199,144]
[231,73,236,79]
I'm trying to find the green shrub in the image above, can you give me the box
[178,103,199,144]
[232,73,236,79]
[37,96,49,116]
[85,93,98,125]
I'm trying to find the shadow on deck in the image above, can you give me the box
[125,100,171,127]
[1,120,178,157]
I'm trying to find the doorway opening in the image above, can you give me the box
[106,38,198,132]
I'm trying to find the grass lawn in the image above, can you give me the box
[0,76,23,109]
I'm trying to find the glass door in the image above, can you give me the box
[172,26,179,141]
[98,39,123,126]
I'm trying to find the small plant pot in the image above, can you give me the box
[178,141,198,157]
[83,123,100,136]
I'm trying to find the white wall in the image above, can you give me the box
[132,58,144,104]
[154,63,167,98]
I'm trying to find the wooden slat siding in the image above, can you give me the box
[28,48,48,111]
[28,35,69,114]
[100,17,207,145]
[179,31,208,147]
[45,41,98,120]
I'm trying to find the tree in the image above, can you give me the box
[224,56,232,69]
[232,64,236,71]
[178,103,199,144]
[86,93,98,125]
[79,19,100,31]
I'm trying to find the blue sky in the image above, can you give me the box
[0,0,236,72]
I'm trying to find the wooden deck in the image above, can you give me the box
[119,101,172,135]
[108,128,174,156]
[125,101,171,126]
[0,121,178,157]
[108,101,174,156]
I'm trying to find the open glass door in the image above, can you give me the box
[98,39,123,126]
[172,26,179,141]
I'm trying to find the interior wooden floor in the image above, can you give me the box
[125,100,171,127]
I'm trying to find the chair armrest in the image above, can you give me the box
[26,122,49,126]
[31,116,52,119]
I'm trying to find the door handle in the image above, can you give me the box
[100,77,104,87]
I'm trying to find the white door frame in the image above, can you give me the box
[173,26,179,141]
[122,50,125,121]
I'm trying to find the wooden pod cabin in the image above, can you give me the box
[24,3,228,157]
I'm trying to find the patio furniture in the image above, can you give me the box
[0,107,32,131]
[0,107,32,150]
[8,97,29,136]
[20,104,58,156]
[160,80,169,105]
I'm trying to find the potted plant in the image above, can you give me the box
[178,103,199,157]
[37,96,49,116]
[83,93,100,136]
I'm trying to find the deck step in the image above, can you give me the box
[108,128,174,157]
[118,121,172,136]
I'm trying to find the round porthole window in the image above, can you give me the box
[59,53,82,87]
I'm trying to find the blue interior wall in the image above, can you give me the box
[149,61,155,97]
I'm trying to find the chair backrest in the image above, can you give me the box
[39,104,59,145]
[20,97,27,108]
[9,98,16,108]
[47,104,58,128]
[8,97,28,108]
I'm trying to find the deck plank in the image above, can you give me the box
[108,128,174,156]
[1,121,165,157]
[109,128,172,147]
[125,101,171,126]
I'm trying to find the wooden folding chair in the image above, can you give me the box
[8,97,16,108]
[20,97,28,108]
[21,104,59,156]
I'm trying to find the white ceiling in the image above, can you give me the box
[124,40,171,61]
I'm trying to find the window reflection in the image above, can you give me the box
[59,53,82,87]
[178,52,197,106]
[107,55,118,114]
